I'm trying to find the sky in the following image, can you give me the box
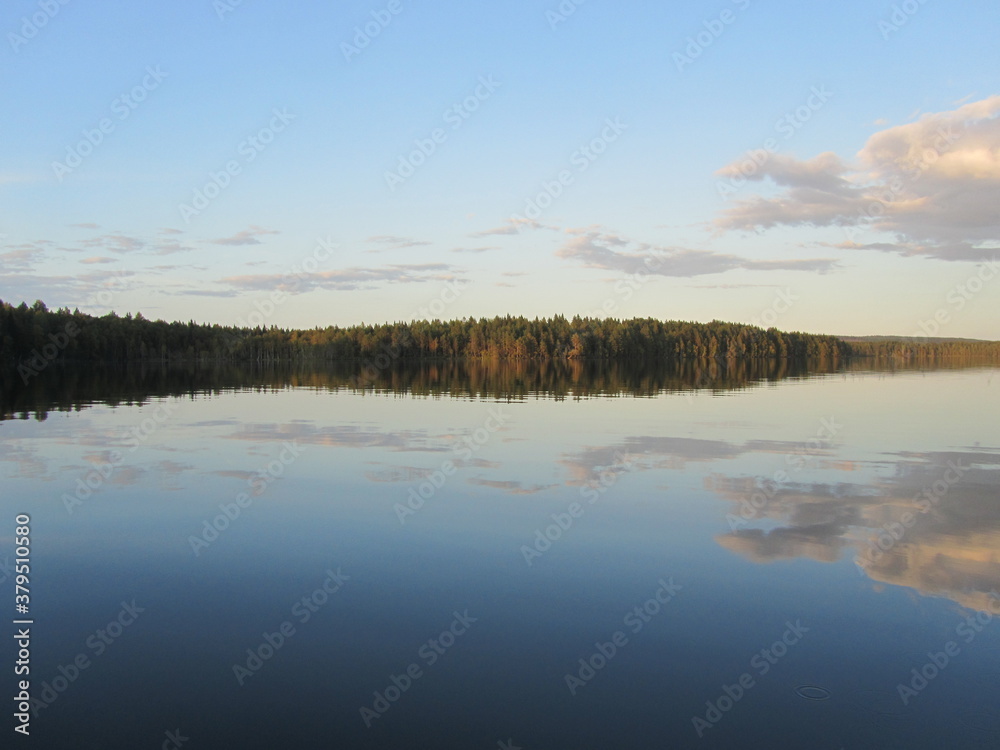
[1,0,998,338]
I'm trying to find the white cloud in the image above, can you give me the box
[210,226,280,246]
[716,95,1000,262]
[556,228,837,277]
[211,263,462,294]
[365,235,431,251]
[469,217,552,237]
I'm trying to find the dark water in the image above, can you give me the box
[1,360,999,748]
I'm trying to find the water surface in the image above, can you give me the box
[2,360,998,748]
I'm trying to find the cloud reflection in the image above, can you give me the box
[711,449,1000,611]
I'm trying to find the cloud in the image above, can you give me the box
[78,268,134,286]
[469,217,550,237]
[0,440,49,480]
[556,228,838,277]
[0,248,46,271]
[715,95,1000,261]
[82,234,146,254]
[819,239,992,262]
[709,449,1000,611]
[0,273,92,303]
[68,222,100,229]
[465,477,558,495]
[558,435,824,488]
[210,226,280,246]
[364,466,441,483]
[716,523,850,564]
[215,263,461,293]
[151,239,195,256]
[80,256,117,265]
[24,226,193,265]
[684,283,781,289]
[451,246,500,253]
[718,151,852,192]
[366,235,431,251]
[0,264,136,307]
[174,289,242,298]
[224,422,462,453]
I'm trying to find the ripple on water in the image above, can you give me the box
[794,684,831,701]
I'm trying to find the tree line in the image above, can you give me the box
[1,299,997,377]
[841,337,1000,360]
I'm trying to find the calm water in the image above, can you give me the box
[2,361,999,748]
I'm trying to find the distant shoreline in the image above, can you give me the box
[2,299,999,376]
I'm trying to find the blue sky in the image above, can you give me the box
[1,0,998,337]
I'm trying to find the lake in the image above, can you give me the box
[2,359,999,748]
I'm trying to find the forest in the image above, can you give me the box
[2,299,998,376]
